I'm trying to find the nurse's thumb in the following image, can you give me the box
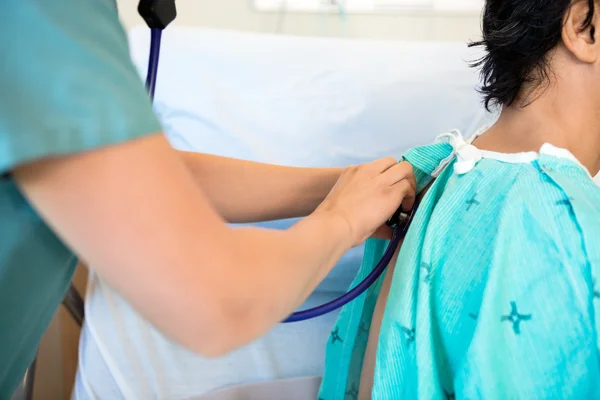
[391,179,416,211]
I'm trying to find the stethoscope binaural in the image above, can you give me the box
[137,0,417,323]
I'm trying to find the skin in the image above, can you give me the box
[178,151,345,223]
[358,2,600,398]
[13,134,416,357]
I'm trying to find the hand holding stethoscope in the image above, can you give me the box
[284,159,417,322]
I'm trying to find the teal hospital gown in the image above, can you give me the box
[318,128,600,399]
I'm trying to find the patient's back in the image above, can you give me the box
[319,132,600,399]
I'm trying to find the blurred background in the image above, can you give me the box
[116,0,483,41]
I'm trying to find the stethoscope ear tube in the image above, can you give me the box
[282,206,416,323]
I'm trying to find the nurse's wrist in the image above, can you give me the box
[308,208,355,251]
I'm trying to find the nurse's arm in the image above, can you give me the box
[13,133,414,357]
[178,151,342,223]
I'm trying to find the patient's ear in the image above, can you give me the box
[562,1,599,63]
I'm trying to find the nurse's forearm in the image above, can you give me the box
[206,212,352,355]
[179,151,342,223]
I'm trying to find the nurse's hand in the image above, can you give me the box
[316,158,416,247]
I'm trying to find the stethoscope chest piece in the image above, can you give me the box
[386,206,416,236]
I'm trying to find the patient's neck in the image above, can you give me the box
[475,84,600,176]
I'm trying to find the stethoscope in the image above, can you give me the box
[137,0,417,323]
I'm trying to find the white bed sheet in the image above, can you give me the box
[74,27,497,400]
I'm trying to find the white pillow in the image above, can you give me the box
[128,26,495,165]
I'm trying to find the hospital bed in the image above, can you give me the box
[16,26,497,400]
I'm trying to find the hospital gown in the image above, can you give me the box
[318,128,600,399]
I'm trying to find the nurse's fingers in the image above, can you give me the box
[389,177,417,211]
[380,161,417,192]
[367,157,399,173]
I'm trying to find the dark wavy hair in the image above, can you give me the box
[469,0,596,111]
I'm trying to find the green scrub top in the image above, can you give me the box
[0,0,161,396]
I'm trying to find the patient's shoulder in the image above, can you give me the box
[489,162,597,252]
[433,160,589,244]
[504,160,598,209]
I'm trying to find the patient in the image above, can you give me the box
[319,0,600,398]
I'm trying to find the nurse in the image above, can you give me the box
[0,0,416,397]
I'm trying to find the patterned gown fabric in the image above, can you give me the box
[319,128,600,399]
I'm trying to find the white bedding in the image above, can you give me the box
[74,27,496,400]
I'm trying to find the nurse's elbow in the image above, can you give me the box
[195,300,266,357]
[186,331,238,358]
[170,309,240,358]
[173,289,262,357]
[168,255,275,357]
